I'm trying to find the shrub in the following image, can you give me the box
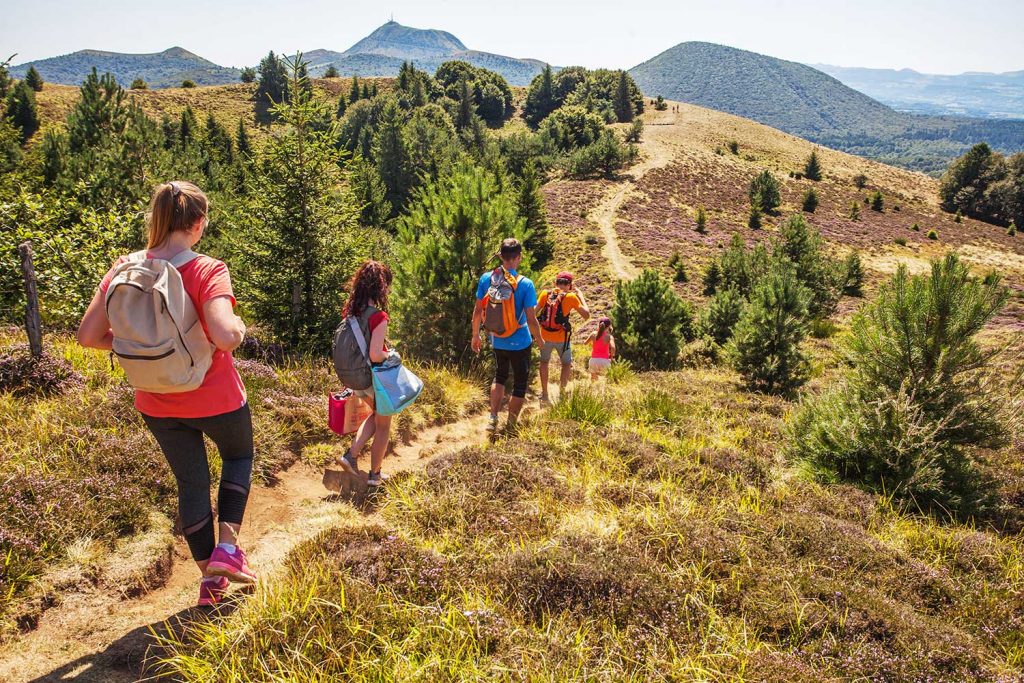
[624,119,643,143]
[843,251,864,297]
[612,269,693,370]
[240,66,256,83]
[911,222,920,231]
[702,287,745,346]
[727,140,739,154]
[667,251,687,282]
[324,65,339,78]
[727,261,811,395]
[694,205,707,233]
[849,201,860,221]
[895,236,907,246]
[0,351,83,398]
[748,204,762,229]
[181,80,196,88]
[853,173,868,189]
[801,188,818,213]
[654,95,668,111]
[130,78,147,90]
[927,229,939,240]
[749,170,781,213]
[538,105,604,151]
[567,130,632,178]
[712,233,770,297]
[803,150,821,181]
[789,254,1013,514]
[870,190,884,212]
[1008,221,1017,237]
[954,209,963,223]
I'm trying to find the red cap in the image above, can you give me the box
[556,271,574,283]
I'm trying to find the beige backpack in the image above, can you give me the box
[105,250,214,393]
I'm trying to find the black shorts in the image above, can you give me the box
[493,347,531,398]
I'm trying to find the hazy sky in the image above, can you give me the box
[2,0,1022,74]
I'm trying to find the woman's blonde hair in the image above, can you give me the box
[146,181,208,249]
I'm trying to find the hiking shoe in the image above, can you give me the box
[197,575,229,607]
[486,415,499,438]
[367,470,389,488]
[337,449,359,476]
[207,544,257,584]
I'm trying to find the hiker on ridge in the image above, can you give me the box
[78,181,254,608]
[536,271,590,402]
[471,238,542,438]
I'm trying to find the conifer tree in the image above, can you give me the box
[849,201,861,221]
[775,214,843,319]
[524,64,557,127]
[370,82,378,97]
[349,75,360,104]
[411,74,426,107]
[843,251,864,297]
[24,66,43,92]
[349,156,391,228]
[612,269,693,370]
[518,163,553,270]
[748,203,762,230]
[392,161,528,363]
[324,64,339,78]
[240,67,256,83]
[204,112,233,165]
[256,51,289,104]
[613,70,634,123]
[361,83,371,100]
[695,205,708,233]
[728,260,811,395]
[5,80,38,142]
[870,190,884,212]
[40,128,66,185]
[336,94,347,119]
[130,78,147,90]
[179,106,197,146]
[749,170,781,213]
[455,76,475,130]
[373,97,413,216]
[801,187,818,212]
[234,54,365,350]
[0,56,11,99]
[235,118,251,158]
[803,149,822,181]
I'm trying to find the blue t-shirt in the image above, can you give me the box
[475,269,538,351]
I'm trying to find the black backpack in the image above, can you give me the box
[332,305,377,390]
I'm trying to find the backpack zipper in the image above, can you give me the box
[114,348,177,361]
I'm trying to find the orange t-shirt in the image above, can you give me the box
[536,290,581,343]
[100,253,247,419]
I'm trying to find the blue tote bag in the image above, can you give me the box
[348,316,423,416]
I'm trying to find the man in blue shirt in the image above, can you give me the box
[471,238,542,437]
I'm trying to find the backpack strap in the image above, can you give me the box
[347,316,372,368]
[169,250,201,269]
[126,250,148,263]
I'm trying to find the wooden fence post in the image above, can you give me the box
[18,241,43,358]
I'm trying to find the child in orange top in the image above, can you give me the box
[585,317,616,381]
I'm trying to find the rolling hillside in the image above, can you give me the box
[9,46,240,88]
[629,42,1024,174]
[816,64,1024,119]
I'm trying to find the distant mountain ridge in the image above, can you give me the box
[629,41,1024,174]
[814,64,1024,119]
[10,46,240,88]
[342,21,466,58]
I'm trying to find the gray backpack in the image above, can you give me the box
[332,305,378,390]
[105,250,214,393]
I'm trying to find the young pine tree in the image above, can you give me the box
[233,54,367,350]
[240,66,256,83]
[613,70,634,123]
[801,187,818,212]
[455,76,476,130]
[324,64,339,78]
[612,269,693,370]
[748,203,762,230]
[702,287,745,346]
[518,163,553,271]
[392,162,527,364]
[774,214,844,319]
[24,66,43,92]
[348,156,392,229]
[870,190,884,212]
[728,260,811,396]
[803,149,821,181]
[256,51,289,104]
[849,201,861,221]
[695,205,708,233]
[668,251,688,282]
[749,170,781,213]
[349,75,360,104]
[524,64,556,127]
[373,97,413,216]
[843,250,864,297]
[5,80,39,142]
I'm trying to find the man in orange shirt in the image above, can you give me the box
[536,271,590,402]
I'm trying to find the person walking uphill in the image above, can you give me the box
[536,271,590,402]
[78,180,254,608]
[471,238,543,438]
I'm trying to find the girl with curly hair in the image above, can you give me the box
[335,260,394,488]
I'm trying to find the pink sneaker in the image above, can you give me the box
[198,575,229,607]
[206,544,258,584]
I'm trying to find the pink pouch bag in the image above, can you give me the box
[328,389,371,435]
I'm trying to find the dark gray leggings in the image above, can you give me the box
[142,403,254,562]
